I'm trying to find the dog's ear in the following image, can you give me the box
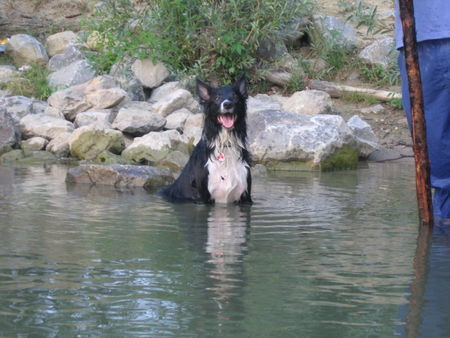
[196,78,211,102]
[235,74,248,99]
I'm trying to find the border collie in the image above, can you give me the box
[163,75,252,204]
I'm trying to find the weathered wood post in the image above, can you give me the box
[398,0,433,227]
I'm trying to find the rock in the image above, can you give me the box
[0,65,19,84]
[48,59,96,88]
[109,58,145,101]
[20,136,48,151]
[131,58,170,88]
[19,114,75,140]
[112,106,166,136]
[74,109,113,129]
[0,107,21,152]
[69,126,125,160]
[247,94,282,114]
[48,45,86,72]
[282,16,310,48]
[94,151,133,165]
[346,115,379,157]
[247,110,356,169]
[86,31,107,51]
[159,150,190,171]
[122,130,190,164]
[314,15,357,48]
[367,149,402,162]
[44,106,65,119]
[0,96,34,122]
[47,75,127,120]
[264,70,292,87]
[256,38,288,60]
[281,90,332,115]
[31,100,48,115]
[358,104,387,115]
[359,37,397,68]
[165,108,192,131]
[150,81,183,101]
[149,88,201,117]
[183,113,204,145]
[46,132,72,157]
[45,31,78,57]
[6,34,49,66]
[66,164,174,188]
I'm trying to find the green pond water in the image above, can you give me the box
[0,160,449,337]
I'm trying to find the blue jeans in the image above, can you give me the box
[398,38,450,219]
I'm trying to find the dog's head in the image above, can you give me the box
[196,75,248,130]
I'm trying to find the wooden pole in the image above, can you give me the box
[398,0,433,227]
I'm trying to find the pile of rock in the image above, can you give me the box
[1,31,380,186]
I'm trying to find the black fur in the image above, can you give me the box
[162,75,252,204]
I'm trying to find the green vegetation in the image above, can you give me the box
[341,91,381,105]
[0,64,53,100]
[82,0,314,84]
[359,62,400,87]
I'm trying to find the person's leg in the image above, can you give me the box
[398,38,450,218]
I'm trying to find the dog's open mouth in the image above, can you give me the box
[218,113,237,129]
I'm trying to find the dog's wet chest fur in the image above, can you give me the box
[206,130,249,203]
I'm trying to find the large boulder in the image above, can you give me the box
[280,90,333,115]
[66,164,174,188]
[165,108,193,131]
[109,58,145,101]
[0,96,35,122]
[48,59,96,88]
[358,37,398,68]
[6,34,49,66]
[131,58,170,88]
[68,126,125,160]
[112,106,166,136]
[47,76,127,120]
[0,107,21,153]
[19,114,75,140]
[122,130,190,165]
[45,31,78,57]
[247,94,282,114]
[247,110,358,170]
[20,137,48,151]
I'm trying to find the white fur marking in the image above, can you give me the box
[206,130,249,203]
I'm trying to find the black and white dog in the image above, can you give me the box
[163,75,252,204]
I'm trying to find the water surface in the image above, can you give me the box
[0,161,448,337]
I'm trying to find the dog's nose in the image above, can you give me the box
[223,101,233,110]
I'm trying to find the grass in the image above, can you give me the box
[0,64,53,100]
[341,91,381,105]
[359,62,400,87]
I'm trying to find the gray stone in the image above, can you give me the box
[69,126,125,160]
[45,31,78,57]
[256,38,288,60]
[281,90,332,115]
[314,15,357,48]
[264,70,292,87]
[0,65,19,84]
[112,107,166,136]
[149,87,201,117]
[46,132,72,157]
[247,94,282,114]
[0,107,21,150]
[122,130,190,164]
[48,45,86,72]
[132,58,170,88]
[165,108,192,131]
[6,34,49,66]
[109,58,145,101]
[358,104,387,115]
[183,113,204,145]
[247,110,355,166]
[359,37,398,68]
[66,164,174,188]
[19,114,75,140]
[74,109,113,129]
[48,76,127,120]
[48,59,96,88]
[367,149,402,162]
[21,136,48,151]
[347,115,379,157]
[0,96,34,122]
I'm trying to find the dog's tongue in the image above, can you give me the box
[218,114,235,128]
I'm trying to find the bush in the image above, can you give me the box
[83,0,313,84]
